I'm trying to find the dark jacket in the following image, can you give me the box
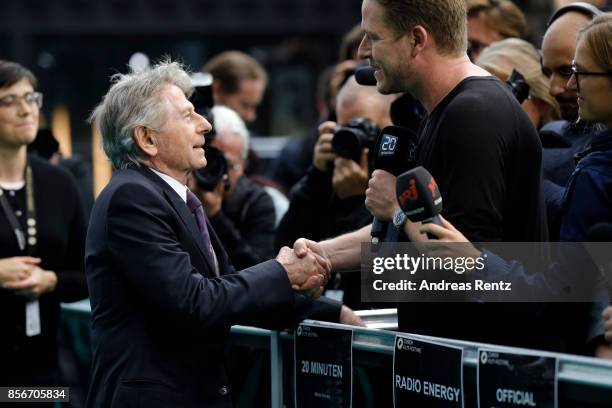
[209,175,275,269]
[540,120,595,187]
[275,165,372,251]
[560,129,612,241]
[0,156,87,385]
[85,166,340,408]
[268,127,319,193]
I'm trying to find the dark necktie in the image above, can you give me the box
[186,190,219,276]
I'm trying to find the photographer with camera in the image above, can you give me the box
[189,106,275,270]
[275,75,394,307]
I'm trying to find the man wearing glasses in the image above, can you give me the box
[540,3,602,191]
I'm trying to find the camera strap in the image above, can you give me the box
[0,164,37,255]
[0,164,41,337]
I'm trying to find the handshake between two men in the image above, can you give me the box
[279,238,365,326]
[276,239,331,299]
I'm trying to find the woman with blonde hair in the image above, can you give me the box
[476,38,561,129]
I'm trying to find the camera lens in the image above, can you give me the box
[331,118,380,163]
[332,128,364,162]
[193,146,228,191]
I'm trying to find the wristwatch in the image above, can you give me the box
[392,208,408,230]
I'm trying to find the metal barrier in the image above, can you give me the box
[61,301,612,407]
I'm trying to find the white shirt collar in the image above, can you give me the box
[149,168,188,203]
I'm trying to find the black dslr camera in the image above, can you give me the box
[331,117,380,163]
[190,72,230,192]
[193,145,229,191]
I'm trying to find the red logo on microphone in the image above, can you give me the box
[428,177,439,199]
[399,178,418,206]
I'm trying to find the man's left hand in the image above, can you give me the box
[339,306,365,327]
[365,169,399,221]
[3,267,57,299]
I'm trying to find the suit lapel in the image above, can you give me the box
[135,166,217,277]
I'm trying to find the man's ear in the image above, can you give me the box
[411,25,429,57]
[133,126,158,158]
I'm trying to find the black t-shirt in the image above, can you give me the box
[417,76,547,242]
[398,76,556,350]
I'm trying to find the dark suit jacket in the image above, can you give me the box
[85,166,340,408]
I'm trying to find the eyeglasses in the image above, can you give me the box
[0,92,43,109]
[570,63,612,92]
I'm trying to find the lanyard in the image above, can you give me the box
[0,164,37,254]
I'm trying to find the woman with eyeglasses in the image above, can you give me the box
[0,60,87,395]
[568,12,612,355]
[560,13,612,241]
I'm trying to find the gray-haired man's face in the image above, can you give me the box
[148,84,212,183]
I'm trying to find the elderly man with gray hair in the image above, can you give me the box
[189,105,277,270]
[84,60,352,408]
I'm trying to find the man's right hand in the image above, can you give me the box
[0,257,40,286]
[314,121,337,172]
[276,247,330,298]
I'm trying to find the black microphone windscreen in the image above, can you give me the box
[396,166,443,222]
[355,66,377,86]
[373,125,419,176]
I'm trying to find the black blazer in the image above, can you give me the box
[85,166,339,408]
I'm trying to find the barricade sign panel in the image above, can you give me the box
[295,324,353,408]
[477,349,558,408]
[393,335,464,407]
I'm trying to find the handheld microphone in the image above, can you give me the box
[396,166,443,238]
[355,66,377,86]
[370,126,419,245]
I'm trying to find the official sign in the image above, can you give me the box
[393,335,464,408]
[478,349,558,408]
[295,324,353,408]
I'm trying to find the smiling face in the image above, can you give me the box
[357,0,415,95]
[568,39,612,126]
[149,84,212,183]
[0,78,39,150]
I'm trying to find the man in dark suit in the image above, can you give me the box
[85,60,347,408]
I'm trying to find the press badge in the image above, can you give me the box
[25,300,41,337]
